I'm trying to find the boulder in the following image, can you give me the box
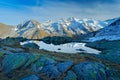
[57,61,73,73]
[39,56,56,65]
[40,65,61,79]
[73,62,107,80]
[73,62,120,80]
[2,53,28,73]
[64,71,77,80]
[23,54,41,68]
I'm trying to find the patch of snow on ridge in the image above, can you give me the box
[14,27,18,31]
[20,41,101,54]
[89,35,120,42]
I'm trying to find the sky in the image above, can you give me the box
[0,0,120,25]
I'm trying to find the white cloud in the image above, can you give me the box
[26,0,120,22]
[0,0,120,25]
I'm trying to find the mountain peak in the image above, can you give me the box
[16,20,40,30]
[0,17,110,39]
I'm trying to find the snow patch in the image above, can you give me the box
[20,41,101,54]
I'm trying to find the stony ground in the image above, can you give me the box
[0,37,120,80]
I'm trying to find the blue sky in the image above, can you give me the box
[0,0,120,25]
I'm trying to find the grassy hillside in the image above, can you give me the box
[0,23,16,38]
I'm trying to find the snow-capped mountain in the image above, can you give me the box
[89,17,120,42]
[15,20,49,39]
[15,17,106,39]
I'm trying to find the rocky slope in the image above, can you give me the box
[0,37,120,80]
[89,17,120,42]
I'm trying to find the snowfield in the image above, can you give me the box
[20,41,101,54]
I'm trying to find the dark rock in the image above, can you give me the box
[57,61,73,73]
[39,56,56,65]
[40,65,61,79]
[22,43,39,49]
[73,62,107,80]
[64,71,77,80]
[42,36,72,45]
[76,49,85,51]
[58,48,61,50]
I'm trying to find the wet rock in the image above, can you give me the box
[40,65,61,79]
[2,53,28,73]
[57,61,73,73]
[20,75,40,80]
[64,71,77,80]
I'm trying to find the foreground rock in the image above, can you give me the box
[0,52,119,80]
[0,37,120,80]
[20,75,40,80]
[74,62,119,80]
[64,71,77,80]
[57,61,73,73]
[2,53,27,73]
[86,40,120,64]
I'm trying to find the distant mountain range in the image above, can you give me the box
[89,17,120,41]
[0,17,120,41]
